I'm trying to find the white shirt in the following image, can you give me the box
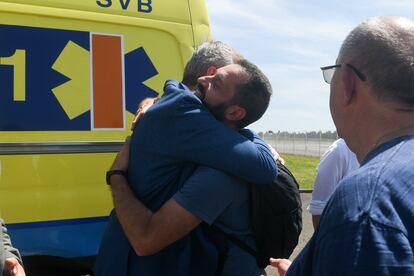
[308,139,359,215]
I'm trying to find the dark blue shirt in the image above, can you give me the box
[95,80,277,276]
[174,166,263,276]
[288,135,414,276]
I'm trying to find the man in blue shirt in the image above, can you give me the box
[107,58,272,276]
[96,42,276,275]
[272,16,414,275]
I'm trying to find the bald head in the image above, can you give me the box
[338,16,414,107]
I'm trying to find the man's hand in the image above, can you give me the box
[269,258,291,276]
[3,258,25,276]
[131,97,158,130]
[111,136,131,172]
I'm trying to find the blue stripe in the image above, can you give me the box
[7,216,109,258]
[7,216,108,229]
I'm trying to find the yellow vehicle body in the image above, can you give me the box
[0,0,210,267]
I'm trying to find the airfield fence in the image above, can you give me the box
[262,132,337,157]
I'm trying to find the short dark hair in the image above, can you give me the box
[339,16,414,107]
[232,59,273,129]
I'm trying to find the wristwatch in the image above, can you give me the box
[106,170,127,185]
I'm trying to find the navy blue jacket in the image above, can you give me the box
[95,80,277,276]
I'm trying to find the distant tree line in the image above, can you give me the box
[259,130,338,140]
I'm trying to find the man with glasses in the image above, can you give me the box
[272,16,414,275]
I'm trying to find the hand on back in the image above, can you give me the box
[269,258,291,276]
[3,258,25,276]
[131,97,158,130]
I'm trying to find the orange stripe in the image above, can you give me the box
[92,34,123,129]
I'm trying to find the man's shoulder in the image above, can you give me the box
[294,138,414,276]
[155,80,204,113]
[322,137,414,231]
[162,80,195,100]
[363,135,414,166]
[318,139,350,170]
[138,80,204,125]
[173,166,248,230]
[382,136,414,175]
[193,166,246,191]
[175,166,245,199]
[359,135,414,185]
[341,136,414,184]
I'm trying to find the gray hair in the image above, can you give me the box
[182,41,236,87]
[338,16,414,107]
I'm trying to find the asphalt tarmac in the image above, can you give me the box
[265,192,314,276]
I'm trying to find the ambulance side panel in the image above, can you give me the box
[0,0,210,260]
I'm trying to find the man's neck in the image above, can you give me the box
[371,124,414,147]
[185,83,197,91]
[353,111,414,163]
[223,120,238,130]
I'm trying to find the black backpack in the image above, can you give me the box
[207,160,303,269]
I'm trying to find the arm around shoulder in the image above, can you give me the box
[111,176,201,256]
[172,104,277,184]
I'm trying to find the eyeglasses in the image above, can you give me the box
[320,64,366,84]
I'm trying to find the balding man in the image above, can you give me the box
[272,16,414,275]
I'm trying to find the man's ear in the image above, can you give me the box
[206,66,217,76]
[224,105,246,122]
[340,66,356,105]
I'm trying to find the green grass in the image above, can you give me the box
[280,154,320,189]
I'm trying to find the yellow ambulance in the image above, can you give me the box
[0,0,211,273]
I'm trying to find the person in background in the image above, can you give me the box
[272,16,414,275]
[0,219,25,276]
[308,138,358,228]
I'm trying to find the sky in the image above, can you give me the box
[204,0,414,133]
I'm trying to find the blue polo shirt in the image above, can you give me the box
[95,80,277,276]
[287,135,414,276]
[174,166,263,276]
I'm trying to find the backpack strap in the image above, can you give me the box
[208,224,260,263]
[200,222,230,275]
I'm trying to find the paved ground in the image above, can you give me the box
[265,192,313,276]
